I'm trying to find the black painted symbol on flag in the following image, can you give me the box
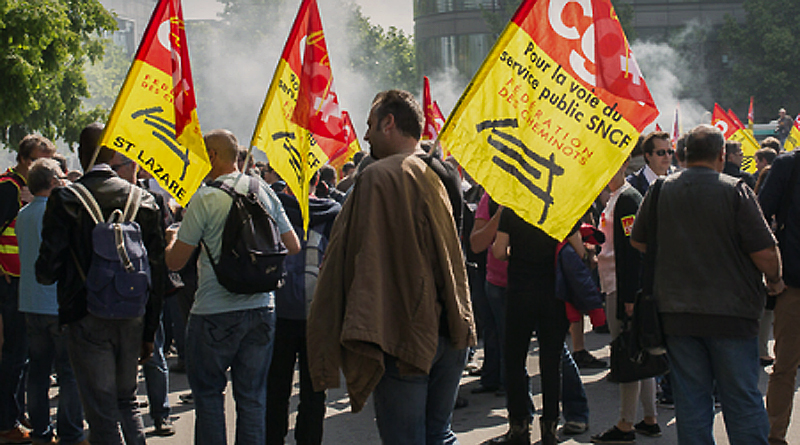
[272,132,303,184]
[131,107,191,181]
[742,155,755,172]
[476,118,565,224]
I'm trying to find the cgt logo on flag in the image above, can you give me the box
[100,0,209,207]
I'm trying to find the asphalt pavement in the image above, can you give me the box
[127,324,796,444]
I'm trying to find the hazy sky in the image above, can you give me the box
[183,0,414,34]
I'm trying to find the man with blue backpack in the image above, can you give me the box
[36,123,167,444]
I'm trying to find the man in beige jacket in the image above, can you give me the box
[307,90,476,445]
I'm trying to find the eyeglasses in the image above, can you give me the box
[654,149,675,157]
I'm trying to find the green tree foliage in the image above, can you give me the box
[348,6,417,93]
[0,0,117,148]
[721,0,800,119]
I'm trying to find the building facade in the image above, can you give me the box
[414,0,747,79]
[99,0,158,55]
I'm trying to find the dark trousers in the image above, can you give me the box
[0,277,27,431]
[504,283,569,422]
[68,314,146,445]
[266,318,325,445]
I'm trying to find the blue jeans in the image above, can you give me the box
[666,335,768,445]
[561,343,589,424]
[143,317,170,422]
[186,307,275,445]
[0,277,27,431]
[373,337,468,445]
[67,314,146,445]
[25,314,84,444]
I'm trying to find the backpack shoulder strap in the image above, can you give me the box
[122,186,144,223]
[67,183,103,225]
[248,176,260,196]
[206,180,238,199]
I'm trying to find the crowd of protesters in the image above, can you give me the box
[1,94,800,445]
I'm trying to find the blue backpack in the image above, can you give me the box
[68,183,151,319]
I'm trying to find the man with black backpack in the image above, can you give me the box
[36,123,167,444]
[165,129,300,445]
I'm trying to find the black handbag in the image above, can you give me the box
[631,290,665,352]
[608,320,669,384]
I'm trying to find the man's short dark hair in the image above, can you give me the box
[318,164,336,185]
[18,134,55,163]
[755,147,778,164]
[685,125,725,163]
[342,162,355,175]
[642,131,670,156]
[78,123,113,171]
[675,134,688,162]
[761,136,781,151]
[371,90,424,140]
[52,153,68,174]
[352,151,366,166]
[725,140,742,157]
[27,158,61,195]
[631,134,645,157]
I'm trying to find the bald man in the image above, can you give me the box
[165,129,299,445]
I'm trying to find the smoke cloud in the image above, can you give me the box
[186,0,384,159]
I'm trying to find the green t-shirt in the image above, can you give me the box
[178,173,292,315]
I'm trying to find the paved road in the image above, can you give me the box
[132,325,796,444]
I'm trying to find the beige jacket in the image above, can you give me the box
[307,152,476,412]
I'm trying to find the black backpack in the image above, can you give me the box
[68,183,151,319]
[201,176,288,294]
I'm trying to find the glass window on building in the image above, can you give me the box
[112,18,136,56]
[415,0,502,16]
[418,33,494,78]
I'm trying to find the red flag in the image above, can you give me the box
[748,97,754,129]
[712,104,737,138]
[728,109,746,130]
[655,124,662,132]
[328,110,360,170]
[671,106,680,148]
[422,76,446,140]
[290,0,346,152]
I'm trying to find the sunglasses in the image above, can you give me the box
[654,149,675,157]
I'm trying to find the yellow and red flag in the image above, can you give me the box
[748,96,754,132]
[784,114,800,151]
[99,0,209,207]
[438,0,657,240]
[711,104,758,173]
[328,110,361,172]
[250,0,346,234]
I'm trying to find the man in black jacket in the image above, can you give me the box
[36,123,166,444]
[760,148,800,445]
